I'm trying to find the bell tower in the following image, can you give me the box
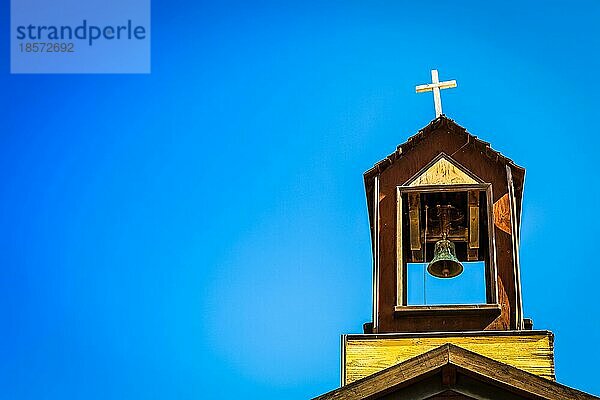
[363,116,525,334]
[360,70,527,335]
[311,70,598,400]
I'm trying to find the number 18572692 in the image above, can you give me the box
[19,42,75,52]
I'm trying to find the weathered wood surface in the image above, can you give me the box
[415,70,457,118]
[449,346,598,400]
[507,165,525,330]
[393,304,501,316]
[407,155,479,186]
[317,344,450,400]
[493,193,512,234]
[314,344,597,400]
[343,331,555,385]
[394,182,497,311]
[363,116,525,333]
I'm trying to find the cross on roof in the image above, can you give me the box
[416,69,457,118]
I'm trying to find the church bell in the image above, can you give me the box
[426,204,464,278]
[427,237,464,278]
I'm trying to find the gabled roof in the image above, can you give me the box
[363,115,524,183]
[362,115,526,247]
[312,344,598,400]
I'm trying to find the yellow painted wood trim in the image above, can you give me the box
[408,156,478,186]
[344,333,554,385]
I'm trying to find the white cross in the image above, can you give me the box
[415,69,457,118]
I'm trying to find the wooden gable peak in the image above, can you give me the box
[404,152,484,187]
[312,344,598,400]
[363,115,523,183]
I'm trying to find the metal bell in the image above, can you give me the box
[427,238,464,278]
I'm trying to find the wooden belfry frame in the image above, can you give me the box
[394,153,499,310]
[363,116,526,332]
[395,183,499,308]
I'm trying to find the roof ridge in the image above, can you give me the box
[313,343,598,400]
[363,115,523,181]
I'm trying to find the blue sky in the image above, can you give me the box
[2,1,600,399]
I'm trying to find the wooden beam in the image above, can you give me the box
[449,345,596,400]
[317,344,596,400]
[442,365,457,387]
[507,166,524,330]
[314,346,450,400]
[415,80,457,93]
[396,187,404,307]
[343,330,553,385]
[409,193,421,253]
[468,190,480,261]
[374,176,380,330]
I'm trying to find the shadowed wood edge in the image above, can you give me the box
[312,344,599,400]
[312,345,450,400]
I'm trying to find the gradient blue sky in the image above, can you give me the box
[2,1,600,399]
